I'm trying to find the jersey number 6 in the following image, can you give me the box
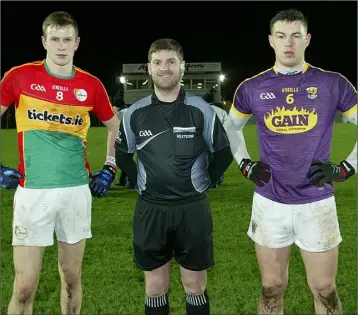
[56,91,64,101]
[286,93,294,104]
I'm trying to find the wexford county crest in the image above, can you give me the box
[264,106,318,134]
[306,87,318,100]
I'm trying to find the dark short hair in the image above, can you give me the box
[42,11,79,38]
[148,38,184,62]
[270,9,308,34]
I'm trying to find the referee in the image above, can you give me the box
[115,38,232,315]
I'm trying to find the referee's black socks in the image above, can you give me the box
[145,293,169,315]
[144,290,209,315]
[186,290,210,315]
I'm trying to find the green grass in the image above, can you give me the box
[1,124,357,315]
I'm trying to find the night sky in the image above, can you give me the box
[1,1,357,100]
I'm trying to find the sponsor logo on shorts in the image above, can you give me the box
[14,225,27,240]
[264,106,318,134]
[328,233,337,244]
[27,109,84,126]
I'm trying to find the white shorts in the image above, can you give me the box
[247,192,342,252]
[12,184,92,246]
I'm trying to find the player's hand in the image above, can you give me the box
[1,164,24,190]
[89,165,117,197]
[307,160,355,186]
[239,158,271,187]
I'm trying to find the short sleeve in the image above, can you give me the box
[231,82,252,118]
[115,108,136,153]
[336,74,357,116]
[1,68,18,106]
[91,78,116,122]
[210,114,230,152]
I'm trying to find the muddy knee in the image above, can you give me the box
[15,280,36,304]
[308,277,337,298]
[317,288,339,312]
[259,283,286,314]
[262,277,287,295]
[310,283,339,312]
[260,279,287,302]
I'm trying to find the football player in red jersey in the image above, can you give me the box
[1,11,120,315]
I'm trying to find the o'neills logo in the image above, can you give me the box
[27,109,84,126]
[264,106,318,134]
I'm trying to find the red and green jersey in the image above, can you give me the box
[1,60,115,189]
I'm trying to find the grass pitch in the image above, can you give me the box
[1,123,356,314]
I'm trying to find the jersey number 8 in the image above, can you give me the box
[286,93,294,104]
[56,91,64,101]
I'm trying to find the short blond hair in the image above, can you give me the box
[42,11,79,38]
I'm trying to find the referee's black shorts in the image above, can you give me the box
[133,194,214,272]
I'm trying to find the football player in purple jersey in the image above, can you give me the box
[224,8,356,315]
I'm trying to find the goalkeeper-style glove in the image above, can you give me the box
[89,165,117,197]
[307,160,355,186]
[1,164,24,190]
[239,158,271,187]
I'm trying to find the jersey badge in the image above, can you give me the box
[74,89,88,102]
[306,87,318,100]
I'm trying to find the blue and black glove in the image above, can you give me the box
[89,165,117,197]
[239,158,271,187]
[1,163,24,190]
[307,160,355,186]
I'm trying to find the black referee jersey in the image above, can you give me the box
[115,87,233,201]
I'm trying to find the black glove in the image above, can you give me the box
[239,158,271,187]
[89,165,117,197]
[307,160,355,186]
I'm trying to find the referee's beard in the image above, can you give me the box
[152,73,181,92]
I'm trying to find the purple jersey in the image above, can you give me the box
[233,64,357,204]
